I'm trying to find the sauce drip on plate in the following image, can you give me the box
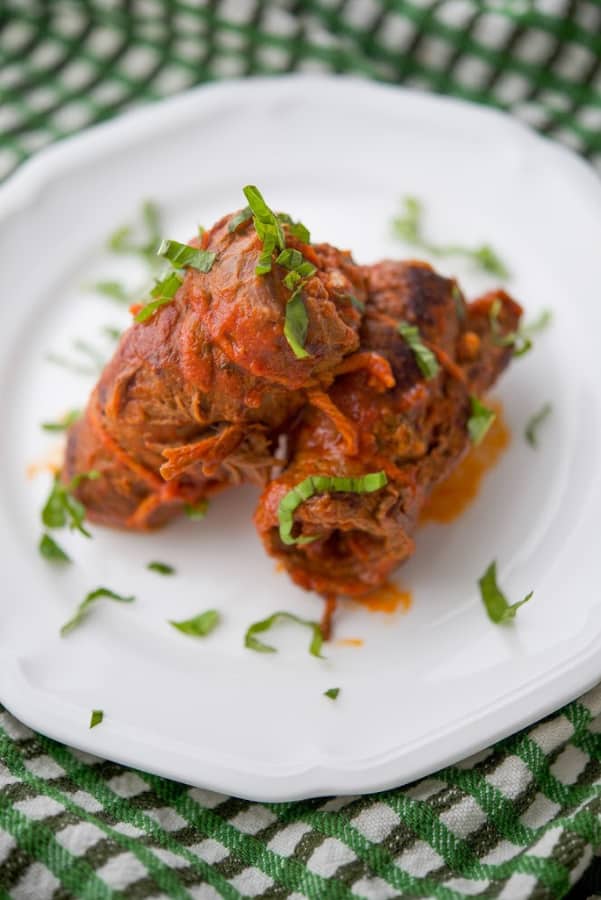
[420,400,510,524]
[354,583,412,614]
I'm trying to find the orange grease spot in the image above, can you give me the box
[354,583,412,614]
[420,400,510,524]
[336,638,364,648]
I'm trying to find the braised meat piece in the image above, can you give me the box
[255,261,522,598]
[65,211,365,529]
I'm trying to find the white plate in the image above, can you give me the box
[1,76,600,802]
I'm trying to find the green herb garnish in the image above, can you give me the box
[324,688,340,700]
[242,186,314,358]
[243,185,286,275]
[276,212,311,244]
[103,326,122,342]
[349,295,365,313]
[46,353,97,376]
[284,290,310,360]
[489,299,532,357]
[90,710,104,728]
[478,561,533,624]
[525,403,551,448]
[108,200,162,266]
[42,470,100,538]
[522,308,553,337]
[41,410,81,432]
[90,281,131,304]
[276,248,316,291]
[228,207,253,233]
[61,587,135,636]
[452,284,465,320]
[148,561,175,575]
[135,272,183,323]
[245,611,324,658]
[397,322,440,379]
[184,499,209,520]
[392,196,509,278]
[157,239,216,273]
[467,397,495,445]
[39,533,71,563]
[169,609,219,637]
[278,472,388,546]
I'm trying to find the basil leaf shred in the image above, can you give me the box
[467,397,495,445]
[61,587,135,636]
[245,611,324,658]
[324,688,340,700]
[169,609,220,637]
[397,321,440,379]
[148,561,175,575]
[478,561,533,624]
[278,472,388,546]
[39,533,71,563]
[525,403,552,448]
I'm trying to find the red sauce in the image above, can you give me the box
[353,583,412,614]
[420,401,510,524]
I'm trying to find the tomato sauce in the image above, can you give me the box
[420,401,510,524]
[354,583,412,614]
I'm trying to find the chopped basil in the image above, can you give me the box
[157,239,216,273]
[284,291,310,360]
[243,185,286,275]
[103,326,122,342]
[90,281,131,303]
[451,284,465,320]
[324,688,340,700]
[90,710,104,729]
[46,351,99,376]
[478,561,533,624]
[469,246,509,279]
[61,587,135,636]
[108,199,162,267]
[41,409,81,432]
[273,238,314,285]
[392,196,509,278]
[277,212,311,244]
[525,403,552,448]
[349,295,365,313]
[135,272,183,322]
[467,396,495,445]
[42,470,100,538]
[228,206,253,232]
[73,339,106,370]
[184,499,209,520]
[245,611,324,658]
[147,561,175,575]
[278,472,388,546]
[169,609,219,637]
[522,308,553,337]
[39,533,71,563]
[397,321,440,380]
[489,299,532,357]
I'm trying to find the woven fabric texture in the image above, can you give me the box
[1,1,601,898]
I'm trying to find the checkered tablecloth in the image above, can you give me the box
[1,2,601,898]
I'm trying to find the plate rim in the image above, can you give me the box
[1,73,601,801]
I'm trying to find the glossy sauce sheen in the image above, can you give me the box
[420,401,510,524]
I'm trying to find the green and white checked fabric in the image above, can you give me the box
[2,1,601,898]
